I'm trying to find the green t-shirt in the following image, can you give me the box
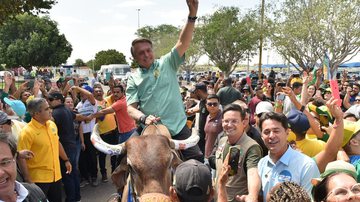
[126,48,186,136]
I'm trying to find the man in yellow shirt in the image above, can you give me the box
[18,98,72,202]
[93,86,117,182]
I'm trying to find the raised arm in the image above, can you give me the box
[175,0,199,57]
[314,97,344,173]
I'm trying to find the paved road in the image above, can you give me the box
[78,156,118,202]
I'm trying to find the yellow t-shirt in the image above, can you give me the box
[17,119,62,183]
[296,138,326,157]
[97,97,117,134]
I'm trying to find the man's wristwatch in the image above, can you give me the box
[139,115,147,124]
[188,16,197,23]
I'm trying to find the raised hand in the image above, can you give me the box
[186,0,199,15]
[326,97,343,120]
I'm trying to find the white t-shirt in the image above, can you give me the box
[76,99,97,133]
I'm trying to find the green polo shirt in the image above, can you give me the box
[126,48,186,136]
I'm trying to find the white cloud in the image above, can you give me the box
[116,0,155,8]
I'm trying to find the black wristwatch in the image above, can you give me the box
[188,16,198,23]
[139,115,147,124]
[300,105,305,112]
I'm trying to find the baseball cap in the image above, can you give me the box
[189,83,207,93]
[287,109,310,135]
[0,111,10,125]
[342,119,360,147]
[48,92,64,101]
[174,159,212,202]
[3,97,26,117]
[311,160,357,185]
[345,105,360,119]
[82,85,93,93]
[255,101,274,115]
[290,78,302,86]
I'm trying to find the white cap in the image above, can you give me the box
[255,101,274,115]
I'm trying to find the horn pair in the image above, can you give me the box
[91,124,200,155]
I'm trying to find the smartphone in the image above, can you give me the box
[276,94,286,101]
[228,146,240,176]
[68,79,74,87]
[28,80,35,89]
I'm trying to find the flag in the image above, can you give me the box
[323,52,331,80]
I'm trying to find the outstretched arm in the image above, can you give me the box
[175,0,199,57]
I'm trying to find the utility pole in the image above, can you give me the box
[258,0,265,79]
[136,9,141,29]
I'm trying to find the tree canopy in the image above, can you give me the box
[197,7,260,76]
[94,49,127,71]
[135,24,203,72]
[0,0,56,25]
[136,24,180,58]
[270,0,360,75]
[0,13,72,68]
[74,58,86,67]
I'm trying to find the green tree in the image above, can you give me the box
[94,49,127,71]
[197,7,260,76]
[86,59,95,69]
[136,24,180,59]
[74,58,85,67]
[136,24,203,72]
[270,0,360,75]
[180,29,203,74]
[0,13,72,69]
[0,0,56,25]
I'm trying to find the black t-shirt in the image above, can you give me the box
[198,99,209,135]
[52,104,77,149]
[247,126,268,157]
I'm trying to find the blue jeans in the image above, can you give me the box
[61,146,81,202]
[118,128,136,144]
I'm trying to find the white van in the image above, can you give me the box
[98,64,131,84]
[110,64,131,81]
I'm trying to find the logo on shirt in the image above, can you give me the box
[278,170,292,182]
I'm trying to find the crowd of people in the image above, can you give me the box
[1,0,360,202]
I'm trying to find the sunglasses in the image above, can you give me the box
[356,99,360,102]
[207,102,219,107]
[0,119,11,126]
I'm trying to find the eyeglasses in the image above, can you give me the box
[207,102,218,107]
[222,119,240,125]
[324,183,360,201]
[0,158,15,168]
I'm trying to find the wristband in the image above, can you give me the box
[188,16,197,23]
[64,159,70,163]
[300,105,305,112]
[139,115,147,124]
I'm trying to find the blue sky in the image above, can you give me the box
[48,0,359,66]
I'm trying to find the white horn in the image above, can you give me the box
[170,132,200,150]
[91,124,125,155]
